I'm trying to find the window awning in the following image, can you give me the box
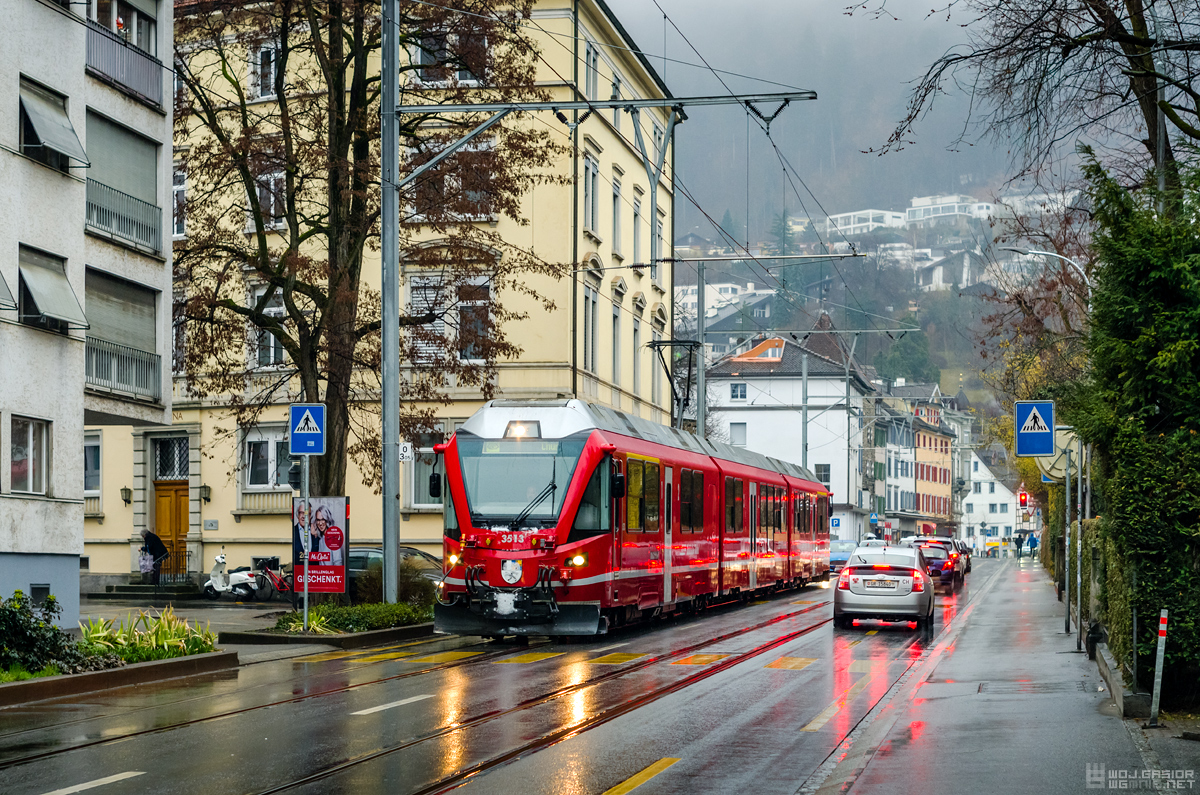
[20,82,89,165]
[0,270,14,310]
[19,250,88,328]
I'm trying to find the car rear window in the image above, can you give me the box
[831,541,857,553]
[850,552,918,567]
[920,545,948,559]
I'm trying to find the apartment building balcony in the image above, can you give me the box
[86,179,162,255]
[86,337,162,402]
[85,20,164,107]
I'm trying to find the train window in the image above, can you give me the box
[734,479,744,532]
[725,477,735,533]
[645,463,660,533]
[774,487,783,532]
[679,468,692,532]
[757,485,766,532]
[627,459,643,532]
[567,461,610,543]
[443,480,460,541]
[691,471,703,534]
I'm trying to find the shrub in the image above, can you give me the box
[0,663,60,683]
[0,590,121,675]
[273,601,431,634]
[79,606,218,664]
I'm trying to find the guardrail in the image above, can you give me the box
[86,337,161,402]
[86,179,163,254]
[86,20,163,106]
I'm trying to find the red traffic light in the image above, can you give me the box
[1018,491,1029,508]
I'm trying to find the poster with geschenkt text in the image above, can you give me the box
[292,496,348,593]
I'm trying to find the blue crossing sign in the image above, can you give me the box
[869,512,879,524]
[1014,400,1055,457]
[289,403,326,456]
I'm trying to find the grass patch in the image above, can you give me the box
[0,663,60,683]
[273,602,432,634]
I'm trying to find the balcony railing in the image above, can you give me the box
[86,20,163,106]
[86,179,162,254]
[86,337,162,402]
[239,490,294,513]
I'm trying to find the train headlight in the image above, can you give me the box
[567,553,588,567]
[448,553,459,566]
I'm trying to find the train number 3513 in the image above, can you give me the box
[500,533,528,544]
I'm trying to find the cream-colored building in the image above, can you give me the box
[83,0,674,586]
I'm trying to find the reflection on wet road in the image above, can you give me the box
[2,564,999,795]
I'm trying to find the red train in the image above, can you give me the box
[432,399,832,636]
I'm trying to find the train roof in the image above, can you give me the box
[471,399,822,488]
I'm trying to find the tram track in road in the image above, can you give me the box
[0,600,830,774]
[254,604,835,795]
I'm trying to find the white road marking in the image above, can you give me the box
[40,772,145,795]
[352,693,435,716]
[589,642,629,653]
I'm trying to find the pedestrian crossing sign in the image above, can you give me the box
[1014,400,1055,457]
[289,403,326,456]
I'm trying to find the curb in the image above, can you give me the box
[0,650,239,709]
[217,622,434,649]
[1095,642,1151,719]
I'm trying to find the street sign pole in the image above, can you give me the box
[1148,609,1169,727]
[1077,437,1084,651]
[1065,447,1072,635]
[302,455,310,633]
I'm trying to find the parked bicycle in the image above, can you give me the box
[253,557,295,604]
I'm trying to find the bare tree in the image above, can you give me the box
[173,0,567,496]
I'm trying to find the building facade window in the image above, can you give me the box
[584,42,599,100]
[631,317,641,394]
[253,288,287,367]
[251,41,279,100]
[582,284,599,373]
[172,164,186,238]
[611,178,622,255]
[1000,503,1008,513]
[653,213,664,280]
[84,433,101,495]
[410,427,447,509]
[256,169,285,229]
[611,305,620,385]
[973,481,981,494]
[632,196,642,265]
[651,329,662,404]
[815,463,830,485]
[244,427,288,490]
[731,383,746,400]
[729,422,747,446]
[989,482,996,493]
[583,155,600,233]
[611,75,622,129]
[989,503,997,513]
[11,417,48,495]
[91,0,157,55]
[19,79,87,173]
[457,282,490,361]
[154,437,188,479]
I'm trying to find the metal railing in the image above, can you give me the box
[86,337,162,401]
[86,20,163,106]
[86,179,163,254]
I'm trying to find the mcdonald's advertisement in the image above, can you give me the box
[292,496,348,593]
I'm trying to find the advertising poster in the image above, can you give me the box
[292,496,348,593]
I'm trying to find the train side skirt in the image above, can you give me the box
[435,601,606,636]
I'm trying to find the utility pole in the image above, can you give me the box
[696,261,706,438]
[380,0,400,604]
[1077,436,1084,651]
[801,352,808,469]
[1065,446,1072,635]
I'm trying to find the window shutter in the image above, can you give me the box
[85,269,157,352]
[85,113,158,205]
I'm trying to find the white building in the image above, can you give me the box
[906,195,995,229]
[822,208,905,237]
[961,451,1028,553]
[706,329,876,542]
[1,0,174,623]
[674,280,772,320]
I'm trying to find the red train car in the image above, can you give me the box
[433,400,831,636]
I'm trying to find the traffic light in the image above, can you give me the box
[1018,491,1029,509]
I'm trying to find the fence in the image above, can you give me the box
[86,179,163,254]
[86,337,162,402]
[85,20,163,106]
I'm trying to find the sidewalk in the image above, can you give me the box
[815,558,1183,794]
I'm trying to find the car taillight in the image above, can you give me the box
[837,570,851,590]
[950,552,959,559]
[911,570,925,591]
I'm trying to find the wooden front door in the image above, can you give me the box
[154,481,189,577]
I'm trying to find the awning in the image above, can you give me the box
[0,270,14,310]
[20,82,89,165]
[19,249,88,328]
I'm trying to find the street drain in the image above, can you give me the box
[979,681,1088,694]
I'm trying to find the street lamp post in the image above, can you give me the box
[997,247,1093,311]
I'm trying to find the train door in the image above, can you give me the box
[748,482,758,590]
[663,466,673,604]
[613,457,625,575]
[773,486,788,583]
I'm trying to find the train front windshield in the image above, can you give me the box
[456,432,588,523]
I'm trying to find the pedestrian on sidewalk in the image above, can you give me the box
[1016,535,1023,558]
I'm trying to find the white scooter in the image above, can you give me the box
[203,549,257,600]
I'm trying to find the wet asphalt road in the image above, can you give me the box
[3,561,1032,795]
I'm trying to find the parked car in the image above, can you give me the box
[833,545,935,629]
[347,546,443,599]
[829,539,858,575]
[955,539,973,572]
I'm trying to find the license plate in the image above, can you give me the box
[864,579,897,589]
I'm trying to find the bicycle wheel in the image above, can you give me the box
[255,573,276,602]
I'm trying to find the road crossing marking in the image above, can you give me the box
[355,651,418,663]
[801,676,874,732]
[792,600,819,604]
[404,651,483,664]
[766,656,817,671]
[865,630,878,635]
[601,758,680,795]
[848,660,887,673]
[39,772,145,795]
[845,639,863,647]
[672,654,729,666]
[590,642,630,653]
[590,652,647,665]
[351,693,434,716]
[295,650,365,662]
[494,652,565,664]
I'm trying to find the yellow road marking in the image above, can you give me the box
[766,656,817,671]
[294,650,365,662]
[602,758,681,795]
[865,630,878,635]
[792,600,819,604]
[749,600,769,605]
[355,651,418,663]
[848,660,887,673]
[845,639,862,647]
[672,654,729,666]
[494,652,565,664]
[405,651,483,664]
[801,676,874,732]
[590,653,647,665]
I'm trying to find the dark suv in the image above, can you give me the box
[348,546,442,599]
[915,542,960,590]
